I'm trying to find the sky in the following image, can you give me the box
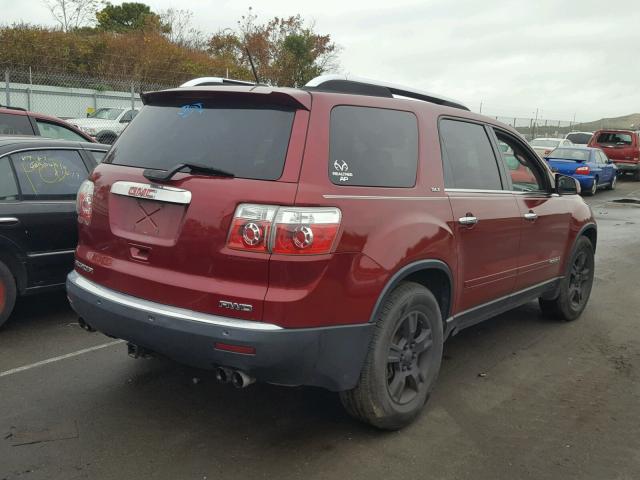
[1,0,639,122]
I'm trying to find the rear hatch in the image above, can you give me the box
[590,131,638,164]
[76,87,310,321]
[546,148,591,174]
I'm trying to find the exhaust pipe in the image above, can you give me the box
[127,343,153,359]
[231,370,255,389]
[78,317,96,332]
[215,367,233,384]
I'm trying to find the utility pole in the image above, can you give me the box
[479,100,483,114]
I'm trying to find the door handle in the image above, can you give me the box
[0,217,20,226]
[458,216,478,226]
[524,212,538,221]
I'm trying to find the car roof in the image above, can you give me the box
[0,135,109,150]
[532,137,564,141]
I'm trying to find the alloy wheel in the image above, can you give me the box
[386,310,433,405]
[568,251,592,310]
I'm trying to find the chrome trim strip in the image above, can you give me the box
[68,271,282,331]
[445,188,513,195]
[322,195,439,200]
[447,277,562,323]
[0,217,19,224]
[110,181,192,205]
[28,249,75,258]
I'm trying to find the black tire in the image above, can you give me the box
[633,170,640,182]
[539,236,594,321]
[340,282,444,430]
[607,174,617,190]
[0,260,17,328]
[584,177,598,196]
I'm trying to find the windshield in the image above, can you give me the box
[89,108,124,120]
[566,133,592,144]
[531,139,561,148]
[549,148,590,161]
[105,102,295,181]
[596,132,632,145]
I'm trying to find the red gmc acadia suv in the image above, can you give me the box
[67,75,597,429]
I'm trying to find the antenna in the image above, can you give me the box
[245,47,260,84]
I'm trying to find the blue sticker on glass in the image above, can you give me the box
[178,102,204,118]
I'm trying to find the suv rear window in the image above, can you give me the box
[329,106,418,187]
[596,132,633,145]
[106,103,295,181]
[0,112,33,135]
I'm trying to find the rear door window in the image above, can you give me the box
[35,119,87,142]
[329,106,418,187]
[10,149,89,200]
[439,119,502,190]
[0,112,34,135]
[106,103,295,181]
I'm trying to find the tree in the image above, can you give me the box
[159,8,205,49]
[208,8,339,87]
[96,2,163,33]
[41,0,103,32]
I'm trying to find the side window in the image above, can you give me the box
[329,106,418,187]
[439,119,502,190]
[494,130,546,192]
[120,110,137,123]
[0,113,34,135]
[89,150,107,163]
[0,158,19,201]
[10,150,89,200]
[35,120,87,142]
[599,151,608,164]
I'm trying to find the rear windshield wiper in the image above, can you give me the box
[143,162,235,182]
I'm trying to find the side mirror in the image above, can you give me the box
[555,174,581,195]
[119,117,131,123]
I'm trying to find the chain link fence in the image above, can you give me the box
[0,63,630,144]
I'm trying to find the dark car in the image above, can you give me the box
[0,106,96,143]
[67,75,597,429]
[0,137,109,326]
[588,129,640,180]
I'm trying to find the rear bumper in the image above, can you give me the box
[66,271,373,391]
[614,162,639,172]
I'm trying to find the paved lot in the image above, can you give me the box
[2,180,640,480]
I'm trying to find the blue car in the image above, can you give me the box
[545,146,617,196]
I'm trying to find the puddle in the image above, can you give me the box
[612,198,640,205]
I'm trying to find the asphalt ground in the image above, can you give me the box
[1,178,640,480]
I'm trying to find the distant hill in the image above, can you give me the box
[573,113,640,132]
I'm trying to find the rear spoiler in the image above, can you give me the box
[141,86,311,110]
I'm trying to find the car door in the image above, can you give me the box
[8,148,91,288]
[597,150,614,183]
[491,127,571,291]
[439,119,521,314]
[0,157,28,274]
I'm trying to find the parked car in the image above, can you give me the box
[564,131,593,145]
[545,146,617,195]
[68,107,139,145]
[0,137,109,327]
[67,75,596,430]
[588,129,640,180]
[0,105,95,143]
[530,137,574,158]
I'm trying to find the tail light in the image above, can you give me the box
[76,180,95,225]
[575,166,590,175]
[227,204,341,255]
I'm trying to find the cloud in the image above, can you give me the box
[1,0,639,121]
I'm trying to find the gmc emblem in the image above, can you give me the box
[219,300,253,312]
[128,186,157,199]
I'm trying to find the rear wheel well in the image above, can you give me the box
[403,268,452,320]
[581,227,597,253]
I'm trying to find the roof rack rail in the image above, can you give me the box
[304,75,469,111]
[180,77,255,87]
[0,104,27,112]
